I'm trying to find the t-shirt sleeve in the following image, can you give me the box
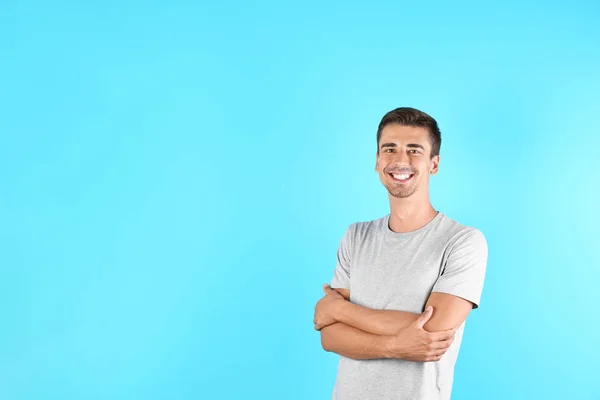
[329,224,355,290]
[431,228,488,309]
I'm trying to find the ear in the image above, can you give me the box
[375,151,379,172]
[430,155,440,175]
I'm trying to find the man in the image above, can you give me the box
[313,107,488,400]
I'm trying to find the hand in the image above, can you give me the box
[313,284,345,331]
[388,306,457,362]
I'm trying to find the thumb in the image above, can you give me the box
[415,306,433,329]
[323,284,331,294]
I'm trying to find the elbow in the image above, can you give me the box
[321,334,331,352]
[320,330,333,352]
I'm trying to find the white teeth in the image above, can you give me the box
[393,173,411,180]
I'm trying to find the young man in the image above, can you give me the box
[313,107,488,400]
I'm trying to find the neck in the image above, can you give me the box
[387,192,437,233]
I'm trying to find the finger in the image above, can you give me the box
[431,335,455,350]
[426,354,443,362]
[424,349,446,361]
[323,284,332,294]
[414,306,433,329]
[432,348,447,358]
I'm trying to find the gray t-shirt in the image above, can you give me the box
[329,211,488,400]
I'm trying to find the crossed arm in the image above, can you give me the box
[315,287,474,361]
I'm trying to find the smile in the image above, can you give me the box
[389,172,414,183]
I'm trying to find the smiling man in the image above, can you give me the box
[313,107,488,400]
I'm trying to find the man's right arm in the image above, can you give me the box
[321,288,396,360]
[320,306,456,362]
[320,322,394,360]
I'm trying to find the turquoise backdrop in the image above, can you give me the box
[1,1,599,399]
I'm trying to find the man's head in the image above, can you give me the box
[374,107,441,198]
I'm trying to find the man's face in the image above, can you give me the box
[375,124,440,198]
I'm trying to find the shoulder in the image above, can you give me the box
[439,213,487,252]
[342,215,387,243]
[350,214,387,235]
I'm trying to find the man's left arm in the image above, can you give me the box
[424,228,488,331]
[321,292,473,335]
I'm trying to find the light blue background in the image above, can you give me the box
[1,1,599,399]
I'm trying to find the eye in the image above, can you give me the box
[384,149,395,153]
[409,150,420,154]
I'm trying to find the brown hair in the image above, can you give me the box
[376,107,441,158]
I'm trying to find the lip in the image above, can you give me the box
[388,172,414,183]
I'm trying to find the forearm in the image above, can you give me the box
[335,301,419,335]
[320,322,394,360]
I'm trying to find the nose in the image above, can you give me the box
[393,149,411,166]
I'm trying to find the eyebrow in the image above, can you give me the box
[380,143,425,150]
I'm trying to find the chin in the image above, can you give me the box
[387,185,418,198]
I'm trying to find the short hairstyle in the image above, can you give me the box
[376,107,442,158]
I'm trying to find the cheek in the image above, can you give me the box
[418,160,431,170]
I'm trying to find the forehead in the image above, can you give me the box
[379,124,430,147]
